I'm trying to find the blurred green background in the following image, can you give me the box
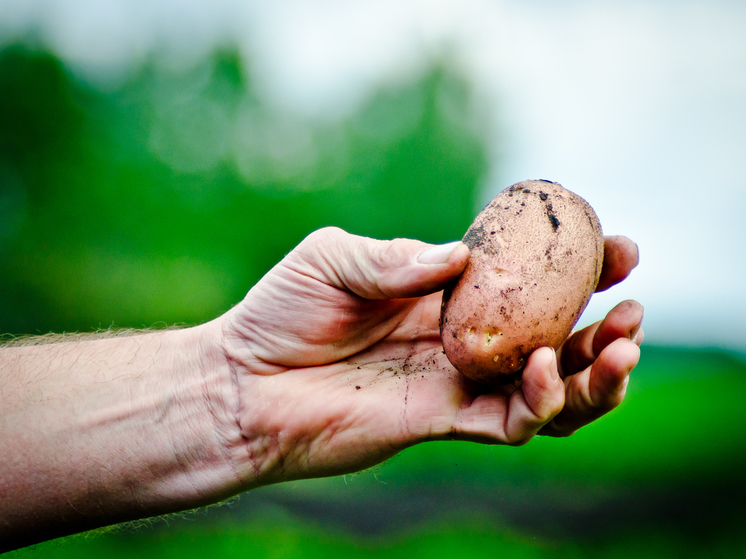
[2,39,746,559]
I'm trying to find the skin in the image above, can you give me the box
[220,228,642,471]
[0,227,642,551]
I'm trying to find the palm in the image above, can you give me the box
[226,284,566,481]
[229,291,546,482]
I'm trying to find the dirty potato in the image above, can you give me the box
[439,180,604,383]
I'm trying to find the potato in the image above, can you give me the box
[439,180,604,383]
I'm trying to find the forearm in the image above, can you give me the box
[0,325,244,551]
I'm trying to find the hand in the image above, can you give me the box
[218,228,642,485]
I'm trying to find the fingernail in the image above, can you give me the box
[629,323,641,341]
[549,347,559,381]
[619,375,630,398]
[632,327,644,346]
[629,311,644,342]
[417,241,463,265]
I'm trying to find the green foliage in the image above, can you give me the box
[0,44,486,334]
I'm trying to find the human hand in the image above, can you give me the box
[217,228,642,486]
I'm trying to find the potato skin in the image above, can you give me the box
[440,180,604,383]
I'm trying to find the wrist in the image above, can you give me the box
[142,321,266,506]
[180,320,258,500]
[208,311,293,489]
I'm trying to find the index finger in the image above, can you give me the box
[596,236,639,292]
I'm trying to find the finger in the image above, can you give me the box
[596,236,639,292]
[450,347,564,445]
[541,338,639,437]
[558,300,643,377]
[290,227,470,299]
[504,347,565,444]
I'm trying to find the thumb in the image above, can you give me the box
[290,227,470,299]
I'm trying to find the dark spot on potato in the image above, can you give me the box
[355,386,361,390]
[474,285,480,289]
[548,213,560,231]
[539,191,548,201]
[539,179,554,184]
[544,203,561,231]
[463,224,486,250]
[523,188,531,194]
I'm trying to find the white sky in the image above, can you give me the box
[2,0,745,351]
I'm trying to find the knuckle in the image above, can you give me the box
[535,393,564,424]
[546,404,564,423]
[374,240,402,270]
[302,226,346,246]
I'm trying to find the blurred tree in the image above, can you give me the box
[0,44,489,335]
